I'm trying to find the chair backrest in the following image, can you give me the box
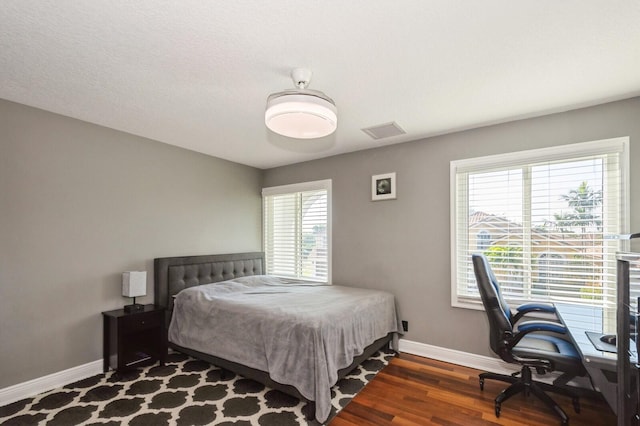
[472,253,515,363]
[483,257,513,322]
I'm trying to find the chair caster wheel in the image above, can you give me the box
[479,378,484,390]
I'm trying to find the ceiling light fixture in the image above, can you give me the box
[265,68,337,139]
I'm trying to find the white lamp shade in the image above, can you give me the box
[265,93,337,139]
[122,271,147,297]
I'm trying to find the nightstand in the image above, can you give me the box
[102,304,167,373]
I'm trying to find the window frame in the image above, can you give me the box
[262,179,332,284]
[450,137,630,310]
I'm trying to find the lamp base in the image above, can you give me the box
[124,303,145,313]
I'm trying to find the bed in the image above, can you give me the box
[154,252,401,423]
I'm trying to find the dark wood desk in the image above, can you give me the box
[555,303,637,415]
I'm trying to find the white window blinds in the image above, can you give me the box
[451,138,629,309]
[262,180,331,282]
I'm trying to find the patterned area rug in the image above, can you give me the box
[0,350,393,425]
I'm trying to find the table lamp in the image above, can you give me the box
[122,271,146,313]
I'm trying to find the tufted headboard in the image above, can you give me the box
[154,252,264,324]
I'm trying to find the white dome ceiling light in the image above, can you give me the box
[265,68,337,139]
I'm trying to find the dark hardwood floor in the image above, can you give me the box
[331,353,616,426]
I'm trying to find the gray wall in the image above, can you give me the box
[0,99,262,388]
[263,97,640,357]
[2,96,638,391]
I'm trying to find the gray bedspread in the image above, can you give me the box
[168,275,400,423]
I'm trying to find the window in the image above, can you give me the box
[262,179,331,283]
[451,138,629,310]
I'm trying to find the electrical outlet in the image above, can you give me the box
[402,320,408,332]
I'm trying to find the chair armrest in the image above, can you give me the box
[507,320,568,349]
[517,320,567,335]
[511,303,557,324]
[517,302,556,314]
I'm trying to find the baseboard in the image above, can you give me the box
[399,338,521,376]
[0,359,103,406]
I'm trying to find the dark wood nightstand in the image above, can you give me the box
[102,304,167,373]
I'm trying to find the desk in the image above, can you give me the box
[555,303,637,415]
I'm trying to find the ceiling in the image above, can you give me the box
[1,1,640,169]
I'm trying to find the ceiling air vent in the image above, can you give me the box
[362,121,406,140]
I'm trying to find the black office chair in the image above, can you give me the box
[472,254,586,425]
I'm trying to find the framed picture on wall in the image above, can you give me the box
[371,172,396,201]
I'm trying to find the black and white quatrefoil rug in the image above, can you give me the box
[0,350,393,425]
